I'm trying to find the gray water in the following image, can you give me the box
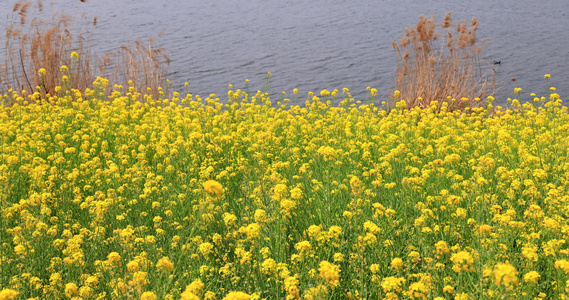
[2,0,568,106]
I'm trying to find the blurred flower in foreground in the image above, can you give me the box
[494,262,518,287]
[0,289,19,300]
[223,291,250,300]
[203,180,223,198]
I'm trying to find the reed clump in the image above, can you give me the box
[393,12,495,110]
[0,0,170,102]
[99,39,171,96]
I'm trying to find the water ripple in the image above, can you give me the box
[0,0,567,104]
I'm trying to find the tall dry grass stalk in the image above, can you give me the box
[393,12,495,110]
[0,0,170,102]
[100,39,171,96]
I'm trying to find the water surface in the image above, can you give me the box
[1,0,568,105]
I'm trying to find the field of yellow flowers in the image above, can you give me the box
[1,73,568,300]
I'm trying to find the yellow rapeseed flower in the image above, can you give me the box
[555,259,569,273]
[79,286,93,298]
[381,276,405,293]
[290,187,303,199]
[181,291,200,300]
[127,260,140,272]
[203,291,217,299]
[455,293,469,300]
[295,240,312,253]
[199,242,214,256]
[64,283,78,298]
[14,244,26,255]
[391,257,403,270]
[156,256,174,272]
[223,291,250,300]
[223,213,238,226]
[107,251,121,263]
[370,264,380,273]
[253,209,267,223]
[523,271,540,284]
[493,262,518,287]
[333,253,344,262]
[442,285,454,294]
[203,180,223,198]
[435,241,449,255]
[318,261,341,288]
[262,258,276,275]
[273,183,287,201]
[451,251,474,272]
[0,289,19,300]
[140,291,157,300]
[479,224,492,235]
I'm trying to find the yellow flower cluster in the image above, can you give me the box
[203,180,223,198]
[0,76,568,299]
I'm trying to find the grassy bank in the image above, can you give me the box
[0,78,568,299]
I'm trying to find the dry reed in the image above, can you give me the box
[99,39,171,97]
[0,0,170,103]
[393,12,495,110]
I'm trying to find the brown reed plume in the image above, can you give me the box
[0,0,170,102]
[392,12,495,110]
[99,39,171,97]
[1,0,85,96]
